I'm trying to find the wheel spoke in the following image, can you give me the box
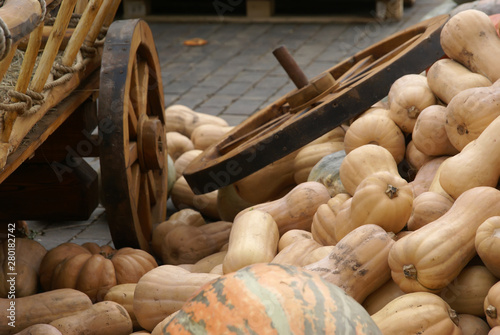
[126,95,138,139]
[138,173,153,240]
[130,56,149,117]
[130,163,141,209]
[128,141,138,168]
[146,170,157,206]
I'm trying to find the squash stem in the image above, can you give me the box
[403,264,417,279]
[486,305,497,319]
[385,184,398,199]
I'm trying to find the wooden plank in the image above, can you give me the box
[0,159,99,221]
[0,64,101,184]
[246,0,275,17]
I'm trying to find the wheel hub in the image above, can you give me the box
[137,114,165,171]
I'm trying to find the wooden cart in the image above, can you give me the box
[0,0,168,252]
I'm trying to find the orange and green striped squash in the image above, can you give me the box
[161,263,382,334]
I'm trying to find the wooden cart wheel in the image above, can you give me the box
[183,14,449,194]
[98,19,167,251]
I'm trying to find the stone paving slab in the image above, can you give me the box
[26,0,456,251]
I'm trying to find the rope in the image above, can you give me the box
[0,89,45,116]
[0,15,11,62]
[38,0,47,25]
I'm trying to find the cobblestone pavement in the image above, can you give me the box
[27,0,456,251]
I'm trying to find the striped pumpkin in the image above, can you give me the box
[161,263,382,334]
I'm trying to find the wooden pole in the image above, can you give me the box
[84,0,118,46]
[30,0,78,93]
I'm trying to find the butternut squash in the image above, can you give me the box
[170,176,219,220]
[371,292,461,335]
[271,238,322,267]
[445,81,500,151]
[407,191,454,231]
[339,144,399,196]
[457,314,490,335]
[103,283,140,330]
[439,113,500,200]
[387,74,437,133]
[162,221,232,265]
[362,279,405,315]
[190,124,234,150]
[404,140,433,172]
[49,300,132,335]
[302,245,335,266]
[485,281,500,328]
[0,289,92,335]
[441,265,498,317]
[278,229,313,251]
[222,209,279,274]
[389,186,500,293]
[234,181,331,236]
[165,132,194,161]
[426,58,492,104]
[0,238,46,298]
[133,265,220,331]
[344,113,406,164]
[408,155,448,198]
[13,324,62,335]
[475,216,500,278]
[190,250,227,273]
[304,224,395,303]
[173,149,202,179]
[440,9,500,83]
[311,192,351,246]
[412,105,459,156]
[164,104,229,138]
[307,149,346,197]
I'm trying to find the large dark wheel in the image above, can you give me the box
[183,14,449,194]
[98,19,167,251]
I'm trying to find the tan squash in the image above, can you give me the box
[404,140,433,172]
[209,263,223,275]
[103,283,140,330]
[0,289,92,335]
[190,250,227,273]
[190,124,234,150]
[329,171,413,243]
[457,314,491,335]
[412,105,459,156]
[216,183,255,222]
[348,171,413,234]
[49,300,132,335]
[339,144,399,196]
[409,155,448,198]
[166,132,194,161]
[344,113,406,164]
[307,150,347,197]
[150,312,179,335]
[173,149,202,179]
[151,208,205,258]
[407,191,454,231]
[302,245,335,266]
[234,181,331,236]
[311,193,351,246]
[475,216,500,278]
[387,74,437,133]
[428,157,456,202]
[362,279,405,315]
[13,324,63,335]
[304,224,395,303]
[293,141,344,184]
[170,176,219,220]
[0,238,46,298]
[164,104,229,138]
[162,221,232,265]
[389,186,500,293]
[440,9,500,83]
[426,58,492,104]
[222,209,279,274]
[133,265,220,331]
[371,292,461,335]
[445,81,500,152]
[278,229,313,251]
[491,326,500,335]
[485,281,500,328]
[439,113,500,200]
[271,238,322,267]
[441,265,498,317]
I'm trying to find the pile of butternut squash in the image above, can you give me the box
[5,8,500,335]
